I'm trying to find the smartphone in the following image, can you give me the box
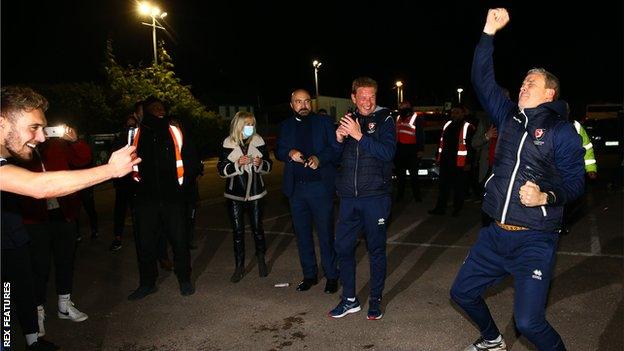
[44,125,66,138]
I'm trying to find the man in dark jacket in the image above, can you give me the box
[394,101,425,202]
[450,9,584,351]
[328,77,396,320]
[276,89,339,294]
[428,105,475,216]
[128,97,196,300]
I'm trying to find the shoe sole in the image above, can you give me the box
[58,312,88,322]
[328,306,361,318]
[366,313,383,320]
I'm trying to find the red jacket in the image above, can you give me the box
[19,138,92,224]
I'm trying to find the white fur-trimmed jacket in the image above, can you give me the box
[217,135,272,201]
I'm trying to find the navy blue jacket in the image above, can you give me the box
[333,107,396,198]
[276,114,338,198]
[472,33,585,232]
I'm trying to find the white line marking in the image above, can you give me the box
[202,228,623,259]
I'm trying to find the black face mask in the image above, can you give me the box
[399,108,412,117]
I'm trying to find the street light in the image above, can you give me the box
[457,87,464,104]
[395,81,404,107]
[137,2,168,65]
[313,60,322,97]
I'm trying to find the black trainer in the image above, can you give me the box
[296,278,318,291]
[127,286,157,301]
[109,239,122,251]
[27,338,60,351]
[324,278,338,294]
[180,281,195,296]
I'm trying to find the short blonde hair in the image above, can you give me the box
[229,111,256,145]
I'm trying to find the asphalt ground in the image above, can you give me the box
[9,158,624,350]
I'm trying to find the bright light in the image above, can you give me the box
[151,7,161,16]
[160,12,167,18]
[395,81,403,88]
[457,88,464,93]
[313,60,322,68]
[138,2,151,15]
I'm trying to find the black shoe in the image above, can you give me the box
[296,278,318,291]
[75,235,83,243]
[257,255,268,278]
[127,285,157,301]
[324,278,338,294]
[230,266,244,283]
[428,208,445,215]
[180,281,195,296]
[109,239,122,251]
[27,339,60,351]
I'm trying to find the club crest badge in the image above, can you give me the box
[534,128,545,140]
[367,122,377,133]
[533,128,546,146]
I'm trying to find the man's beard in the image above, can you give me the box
[294,109,310,117]
[5,127,33,161]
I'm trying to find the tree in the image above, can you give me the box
[104,39,227,156]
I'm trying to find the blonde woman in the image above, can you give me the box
[217,111,272,282]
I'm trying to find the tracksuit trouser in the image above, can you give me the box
[335,195,391,299]
[450,223,566,351]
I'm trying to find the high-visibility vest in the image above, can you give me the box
[396,112,418,144]
[437,120,472,167]
[573,120,597,173]
[131,125,185,185]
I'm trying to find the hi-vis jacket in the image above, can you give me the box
[572,120,598,173]
[396,112,419,145]
[437,120,474,167]
[472,33,585,232]
[217,134,272,202]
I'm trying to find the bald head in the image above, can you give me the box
[290,89,312,117]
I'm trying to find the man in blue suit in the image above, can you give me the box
[276,89,339,294]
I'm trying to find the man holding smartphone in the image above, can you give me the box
[0,86,140,350]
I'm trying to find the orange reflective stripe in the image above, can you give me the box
[168,126,184,185]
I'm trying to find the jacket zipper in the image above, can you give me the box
[501,112,528,224]
[354,143,359,197]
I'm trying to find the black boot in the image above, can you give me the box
[257,253,268,277]
[230,239,245,283]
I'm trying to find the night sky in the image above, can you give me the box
[2,1,622,117]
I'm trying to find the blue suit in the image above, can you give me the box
[276,114,339,280]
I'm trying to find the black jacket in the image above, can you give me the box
[133,114,198,204]
[217,135,272,201]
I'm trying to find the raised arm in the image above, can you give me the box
[0,145,140,198]
[472,8,516,129]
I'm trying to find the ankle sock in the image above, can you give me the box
[26,333,38,346]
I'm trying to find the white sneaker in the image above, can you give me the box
[37,305,45,337]
[464,336,507,351]
[57,300,88,322]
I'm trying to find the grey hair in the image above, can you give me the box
[527,68,560,100]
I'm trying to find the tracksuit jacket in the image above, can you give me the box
[472,33,585,232]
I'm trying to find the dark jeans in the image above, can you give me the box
[113,186,134,238]
[434,165,467,212]
[227,199,266,266]
[2,245,38,335]
[134,202,191,287]
[394,144,421,199]
[78,187,98,235]
[26,212,77,306]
